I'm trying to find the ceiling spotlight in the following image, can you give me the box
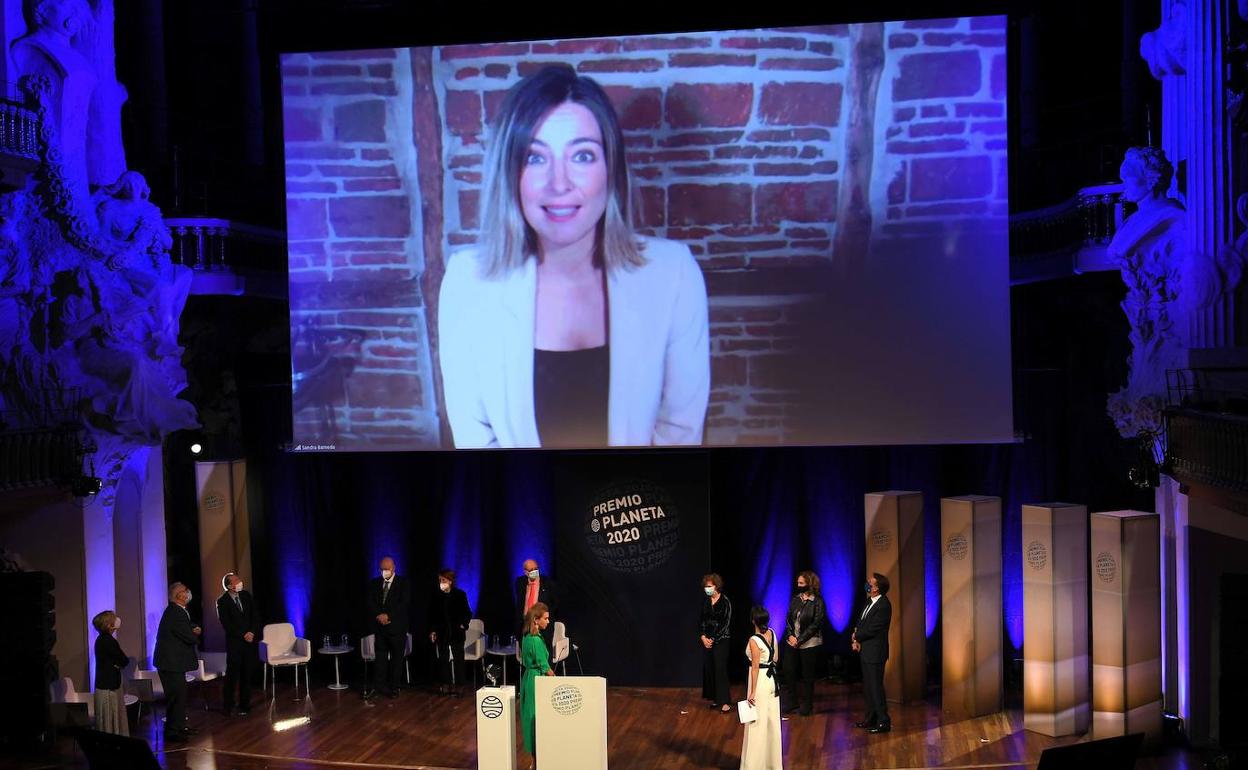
[190,443,203,455]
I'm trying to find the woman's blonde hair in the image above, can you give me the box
[524,601,550,634]
[478,63,643,277]
[92,610,118,634]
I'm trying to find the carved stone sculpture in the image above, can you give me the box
[1106,148,1187,442]
[1139,2,1187,80]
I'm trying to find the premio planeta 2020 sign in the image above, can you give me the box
[584,479,680,574]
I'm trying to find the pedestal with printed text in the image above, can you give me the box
[864,491,925,703]
[1091,510,1161,746]
[535,676,607,770]
[1023,502,1090,736]
[941,495,1003,718]
[475,685,516,770]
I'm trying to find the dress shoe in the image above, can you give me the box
[798,709,813,717]
[164,731,188,744]
[362,688,376,699]
[868,723,891,734]
[237,709,249,717]
[853,720,876,729]
[386,689,400,699]
[180,726,199,735]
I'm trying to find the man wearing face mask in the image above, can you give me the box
[851,573,892,734]
[154,582,202,743]
[366,556,410,699]
[216,572,260,715]
[428,568,472,696]
[514,559,558,654]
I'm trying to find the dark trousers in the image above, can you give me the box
[373,629,405,692]
[223,640,256,710]
[433,639,465,687]
[702,642,731,706]
[861,660,890,725]
[158,669,188,733]
[782,644,822,714]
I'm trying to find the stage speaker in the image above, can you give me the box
[1022,502,1090,737]
[940,495,1003,718]
[0,571,55,742]
[864,491,925,703]
[75,729,163,770]
[1035,732,1143,769]
[1090,511,1161,746]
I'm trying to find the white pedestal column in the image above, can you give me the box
[1022,502,1090,737]
[536,676,607,770]
[476,685,516,770]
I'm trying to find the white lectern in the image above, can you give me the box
[535,676,607,770]
[476,685,517,770]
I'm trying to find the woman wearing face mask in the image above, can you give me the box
[699,573,733,713]
[428,568,472,696]
[781,570,826,716]
[92,610,131,735]
[438,63,710,449]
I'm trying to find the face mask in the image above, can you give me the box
[704,586,715,596]
[439,581,451,593]
[527,569,539,580]
[865,582,874,595]
[113,619,122,631]
[233,582,243,593]
[796,585,806,594]
[382,569,393,580]
[185,591,192,602]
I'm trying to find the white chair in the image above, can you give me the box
[259,623,311,701]
[464,619,485,686]
[126,664,163,723]
[186,652,227,711]
[49,677,92,727]
[551,622,571,676]
[50,676,138,727]
[360,632,413,687]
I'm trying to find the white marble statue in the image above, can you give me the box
[1139,2,1187,80]
[1106,147,1187,442]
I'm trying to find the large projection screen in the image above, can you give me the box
[283,17,1012,451]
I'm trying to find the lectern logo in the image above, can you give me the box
[480,695,504,719]
[1026,541,1048,570]
[1096,551,1117,583]
[585,479,680,574]
[945,534,968,561]
[550,684,583,716]
[870,529,892,551]
[204,492,225,511]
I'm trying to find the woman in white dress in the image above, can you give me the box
[741,605,783,770]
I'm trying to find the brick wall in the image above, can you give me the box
[282,16,1006,448]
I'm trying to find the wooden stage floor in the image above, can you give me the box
[8,683,1200,770]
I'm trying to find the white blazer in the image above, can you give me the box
[437,236,709,448]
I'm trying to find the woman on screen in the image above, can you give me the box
[438,64,709,448]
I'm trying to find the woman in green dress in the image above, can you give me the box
[521,601,554,762]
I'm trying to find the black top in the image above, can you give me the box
[428,585,472,645]
[784,594,827,646]
[699,594,732,645]
[854,595,892,664]
[366,575,411,634]
[216,589,261,647]
[93,633,130,691]
[533,345,608,448]
[153,603,198,673]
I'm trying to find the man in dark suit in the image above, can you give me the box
[365,556,410,699]
[153,582,201,743]
[852,572,892,734]
[514,558,558,653]
[215,572,260,716]
[428,568,472,696]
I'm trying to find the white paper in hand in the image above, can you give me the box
[737,699,757,724]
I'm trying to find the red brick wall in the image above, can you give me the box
[282,17,1007,448]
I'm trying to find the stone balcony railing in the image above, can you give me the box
[164,217,285,272]
[1009,182,1128,283]
[0,91,39,192]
